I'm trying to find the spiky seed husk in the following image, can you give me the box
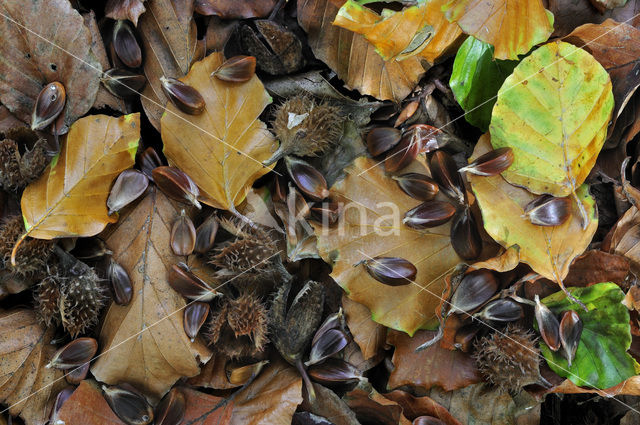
[35,273,61,327]
[0,215,54,278]
[0,128,49,191]
[58,266,108,337]
[473,325,542,393]
[227,293,268,347]
[267,95,343,164]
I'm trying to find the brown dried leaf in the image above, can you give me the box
[0,0,101,128]
[161,52,276,211]
[91,189,212,397]
[188,354,239,390]
[385,390,462,425]
[342,295,386,362]
[563,250,630,287]
[230,359,302,425]
[564,19,640,147]
[298,0,427,101]
[181,387,234,425]
[386,330,482,392]
[0,309,67,425]
[544,0,640,38]
[300,383,360,425]
[56,380,125,425]
[550,375,640,396]
[195,0,277,19]
[607,205,640,275]
[343,381,412,425]
[139,0,198,129]
[105,0,147,26]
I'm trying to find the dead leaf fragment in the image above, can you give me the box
[21,114,140,240]
[181,387,234,425]
[91,188,212,397]
[0,0,101,128]
[342,295,386,362]
[344,381,412,425]
[0,309,67,425]
[56,380,125,425]
[385,390,462,425]
[195,0,277,19]
[161,52,276,211]
[298,0,427,101]
[105,0,147,26]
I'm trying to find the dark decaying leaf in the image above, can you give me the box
[105,0,147,26]
[195,0,277,19]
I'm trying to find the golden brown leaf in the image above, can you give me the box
[312,157,461,335]
[229,359,302,425]
[386,330,482,392]
[342,295,386,362]
[333,0,463,62]
[297,0,427,101]
[181,387,234,425]
[91,188,212,397]
[468,134,598,284]
[21,114,140,240]
[0,0,101,128]
[56,380,125,425]
[607,206,640,275]
[0,309,67,425]
[139,0,198,129]
[105,0,147,26]
[161,52,276,211]
[443,0,554,60]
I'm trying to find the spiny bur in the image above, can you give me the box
[206,293,268,359]
[473,324,544,394]
[265,95,343,165]
[0,215,54,279]
[35,272,61,327]
[0,127,48,191]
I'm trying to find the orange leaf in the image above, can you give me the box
[91,189,212,397]
[21,114,140,240]
[298,0,427,101]
[342,295,387,362]
[161,52,276,211]
[443,0,554,60]
[56,380,125,425]
[385,390,462,425]
[182,387,234,425]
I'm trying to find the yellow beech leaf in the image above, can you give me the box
[20,114,140,240]
[312,157,461,335]
[91,188,212,397]
[443,0,554,60]
[468,134,598,285]
[333,0,464,63]
[161,52,276,211]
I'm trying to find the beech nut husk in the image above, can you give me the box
[154,387,185,425]
[450,207,482,261]
[102,68,146,98]
[361,256,417,286]
[559,310,583,366]
[160,76,205,115]
[183,301,209,342]
[107,169,149,215]
[194,215,219,254]
[108,259,133,306]
[403,201,456,229]
[367,127,401,157]
[523,195,571,227]
[31,81,66,131]
[152,166,201,209]
[448,269,498,315]
[305,328,348,366]
[102,384,154,425]
[307,358,362,386]
[226,360,269,385]
[168,263,218,301]
[170,210,196,256]
[285,156,330,201]
[474,299,523,323]
[112,20,142,68]
[393,173,439,201]
[429,150,465,204]
[459,147,514,176]
[534,295,561,351]
[47,337,98,369]
[212,55,256,82]
[312,309,345,347]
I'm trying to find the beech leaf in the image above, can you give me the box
[490,41,614,197]
[21,114,140,240]
[298,0,428,101]
[468,134,598,284]
[442,0,554,60]
[56,380,125,425]
[161,52,276,211]
[0,0,101,128]
[450,37,518,131]
[540,282,638,389]
[0,309,67,425]
[333,0,463,62]
[312,157,461,335]
[181,387,234,425]
[91,188,212,397]
[342,295,387,362]
[194,0,277,19]
[105,0,147,26]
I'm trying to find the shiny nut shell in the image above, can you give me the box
[450,207,482,261]
[285,156,330,201]
[47,337,98,369]
[112,20,142,68]
[403,124,440,154]
[154,387,185,425]
[108,259,133,305]
[559,310,583,366]
[107,169,149,215]
[307,358,362,386]
[183,302,209,341]
[102,384,153,425]
[160,76,205,115]
[393,173,439,201]
[194,215,219,254]
[403,201,456,229]
[385,134,420,173]
[305,328,348,366]
[523,195,571,227]
[448,269,498,315]
[212,55,256,82]
[138,147,163,180]
[152,166,201,209]
[429,150,465,204]
[31,82,66,131]
[534,295,561,351]
[367,127,401,157]
[102,68,146,98]
[459,147,514,176]
[363,256,417,286]
[168,263,217,301]
[170,211,196,256]
[474,298,523,322]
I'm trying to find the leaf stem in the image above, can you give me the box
[10,232,28,267]
[572,189,588,230]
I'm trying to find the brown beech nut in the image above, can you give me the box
[403,124,440,154]
[160,76,205,115]
[310,201,342,225]
[152,166,201,209]
[107,169,149,215]
[305,328,348,366]
[108,259,133,305]
[429,150,465,204]
[31,81,66,130]
[450,207,482,261]
[194,215,219,254]
[112,20,142,68]
[534,295,561,351]
[448,269,498,315]
[154,387,185,425]
[285,156,330,201]
[403,201,456,229]
[559,310,583,366]
[50,388,74,425]
[137,147,163,180]
[183,302,209,342]
[523,195,571,227]
[361,256,417,286]
[366,127,401,157]
[102,384,154,425]
[168,263,218,301]
[473,298,523,322]
[459,147,514,176]
[47,337,98,369]
[393,173,439,201]
[307,358,362,386]
[226,360,269,385]
[212,55,257,82]
[65,361,89,385]
[170,210,196,256]
[102,68,146,98]
[384,134,421,173]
